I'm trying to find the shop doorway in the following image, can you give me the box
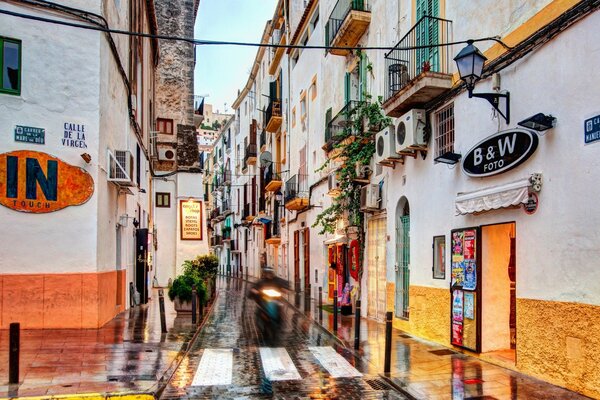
[481,222,517,362]
[367,217,387,321]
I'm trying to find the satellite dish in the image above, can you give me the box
[259,151,272,167]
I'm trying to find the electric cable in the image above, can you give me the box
[0,7,514,52]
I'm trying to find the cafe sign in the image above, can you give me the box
[462,128,539,177]
[0,150,94,213]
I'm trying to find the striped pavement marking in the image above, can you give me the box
[191,348,233,386]
[259,347,302,381]
[308,346,363,378]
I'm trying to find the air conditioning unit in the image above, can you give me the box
[355,162,372,180]
[327,172,341,196]
[360,184,380,212]
[395,109,427,153]
[107,149,134,186]
[158,147,176,161]
[375,125,401,165]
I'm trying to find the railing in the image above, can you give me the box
[264,163,281,187]
[284,174,309,204]
[272,200,281,237]
[243,143,257,165]
[325,0,370,47]
[325,100,362,147]
[266,99,282,125]
[384,15,453,102]
[210,208,220,220]
[210,235,223,247]
[222,170,231,184]
[222,227,231,240]
[260,129,267,148]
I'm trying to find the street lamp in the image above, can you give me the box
[454,40,510,124]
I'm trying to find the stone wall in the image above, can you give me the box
[154,0,196,126]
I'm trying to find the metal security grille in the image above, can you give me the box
[395,215,410,319]
[434,103,454,158]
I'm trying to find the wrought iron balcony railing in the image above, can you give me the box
[284,174,309,204]
[243,143,257,165]
[325,0,370,48]
[384,15,453,102]
[260,129,267,148]
[325,100,362,150]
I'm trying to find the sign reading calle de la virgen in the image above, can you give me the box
[462,128,539,177]
[0,150,94,213]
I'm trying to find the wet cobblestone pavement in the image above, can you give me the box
[160,277,408,400]
[0,288,203,398]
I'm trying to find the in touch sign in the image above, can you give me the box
[0,150,94,213]
[462,129,539,177]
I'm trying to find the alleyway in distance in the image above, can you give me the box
[160,276,407,399]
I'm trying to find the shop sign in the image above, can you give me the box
[462,128,538,177]
[180,199,203,240]
[0,150,94,213]
[584,115,600,145]
[523,192,538,215]
[15,125,45,145]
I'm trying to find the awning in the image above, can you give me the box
[455,178,531,215]
[324,234,348,245]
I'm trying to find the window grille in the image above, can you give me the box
[434,103,454,159]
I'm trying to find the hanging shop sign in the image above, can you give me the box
[15,125,45,145]
[0,150,94,213]
[462,128,538,177]
[523,192,538,215]
[180,199,203,240]
[584,114,600,145]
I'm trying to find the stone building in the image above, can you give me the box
[152,0,208,287]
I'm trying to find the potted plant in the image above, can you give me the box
[168,255,217,312]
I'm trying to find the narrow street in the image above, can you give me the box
[160,276,407,399]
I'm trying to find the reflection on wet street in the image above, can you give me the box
[160,276,407,399]
[0,289,198,398]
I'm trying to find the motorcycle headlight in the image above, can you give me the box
[261,288,282,298]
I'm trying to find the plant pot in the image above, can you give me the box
[173,297,193,313]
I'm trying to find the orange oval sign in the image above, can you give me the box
[0,150,94,213]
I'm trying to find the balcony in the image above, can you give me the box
[260,129,267,153]
[210,207,220,221]
[323,100,362,153]
[222,199,233,216]
[266,221,281,245]
[264,163,282,192]
[284,174,309,211]
[244,143,257,166]
[325,0,371,56]
[243,203,256,222]
[268,25,286,75]
[383,16,453,117]
[222,227,232,241]
[265,99,282,133]
[210,235,223,248]
[222,170,231,185]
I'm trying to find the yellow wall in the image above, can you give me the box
[517,298,600,399]
[390,285,451,345]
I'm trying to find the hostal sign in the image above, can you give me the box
[462,128,539,177]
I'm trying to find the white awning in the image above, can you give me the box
[324,234,348,245]
[455,178,531,215]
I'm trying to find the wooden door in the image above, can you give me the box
[294,230,300,292]
[303,228,310,290]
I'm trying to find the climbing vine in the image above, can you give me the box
[312,90,391,295]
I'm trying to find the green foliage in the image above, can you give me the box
[168,255,218,302]
[312,96,390,235]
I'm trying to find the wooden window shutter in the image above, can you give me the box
[303,228,310,289]
[294,230,300,289]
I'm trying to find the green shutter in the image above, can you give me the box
[416,0,440,74]
[344,72,350,105]
[359,53,368,101]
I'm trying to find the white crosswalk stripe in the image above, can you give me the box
[259,347,302,381]
[191,348,233,386]
[190,346,363,387]
[308,346,363,378]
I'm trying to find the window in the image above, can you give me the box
[1,37,21,95]
[156,192,170,208]
[156,118,173,135]
[434,103,454,159]
[309,9,319,33]
[310,75,317,101]
[433,235,446,279]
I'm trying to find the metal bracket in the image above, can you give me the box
[470,91,510,124]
